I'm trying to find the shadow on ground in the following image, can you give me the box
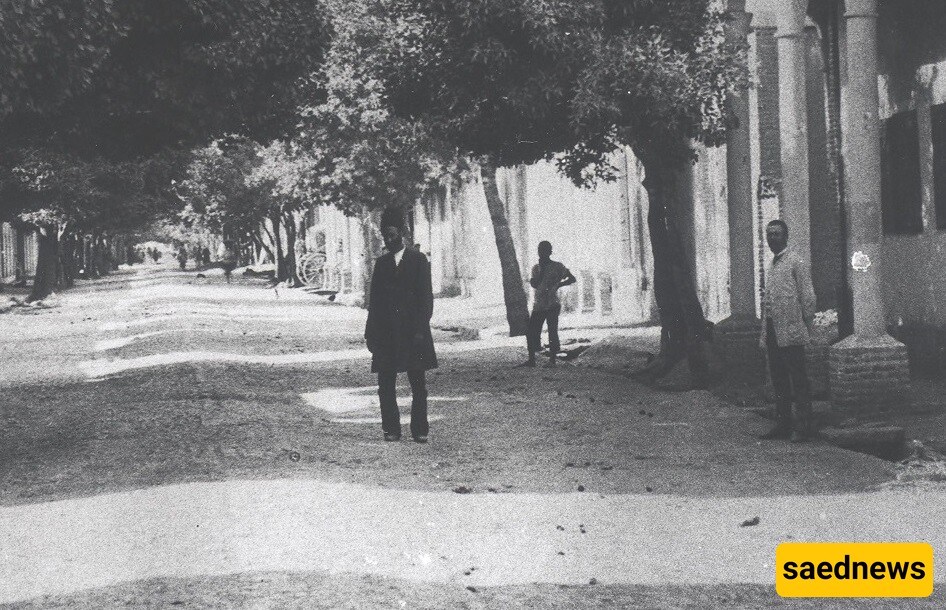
[12,571,945,610]
[1,346,896,507]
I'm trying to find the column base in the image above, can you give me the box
[714,315,764,381]
[829,334,910,413]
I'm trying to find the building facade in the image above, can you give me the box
[0,222,39,286]
[720,0,946,408]
[408,148,731,328]
[296,0,943,411]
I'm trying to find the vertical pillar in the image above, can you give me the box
[753,25,783,313]
[14,223,26,284]
[716,0,763,378]
[776,3,812,259]
[829,0,909,412]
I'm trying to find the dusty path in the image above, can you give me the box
[1,265,942,608]
[3,479,946,605]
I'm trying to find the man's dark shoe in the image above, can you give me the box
[760,425,791,440]
[413,435,428,444]
[383,432,401,442]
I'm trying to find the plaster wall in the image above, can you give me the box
[873,0,946,371]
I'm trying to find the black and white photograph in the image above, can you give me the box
[1,0,945,607]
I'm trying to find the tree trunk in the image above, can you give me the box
[251,230,273,265]
[59,228,76,289]
[28,225,60,302]
[638,159,710,388]
[480,160,529,337]
[14,222,27,286]
[269,212,288,282]
[88,234,104,278]
[103,235,116,272]
[282,210,302,287]
[82,237,94,277]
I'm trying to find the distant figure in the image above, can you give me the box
[522,241,576,367]
[176,247,188,270]
[759,219,816,442]
[220,242,238,283]
[364,208,437,443]
[201,247,211,268]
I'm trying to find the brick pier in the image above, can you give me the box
[829,335,910,412]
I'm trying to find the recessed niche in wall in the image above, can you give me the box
[881,109,923,235]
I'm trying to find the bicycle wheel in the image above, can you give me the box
[298,252,327,287]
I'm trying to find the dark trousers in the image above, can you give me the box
[527,304,561,355]
[766,318,811,429]
[377,369,429,436]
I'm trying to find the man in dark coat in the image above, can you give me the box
[364,209,438,442]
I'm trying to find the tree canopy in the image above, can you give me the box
[0,0,333,159]
[379,0,746,181]
[292,0,461,218]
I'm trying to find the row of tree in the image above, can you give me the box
[0,0,331,299]
[0,0,747,386]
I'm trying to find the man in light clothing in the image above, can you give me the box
[522,241,576,367]
[759,220,817,442]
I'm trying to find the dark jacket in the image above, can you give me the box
[365,248,438,372]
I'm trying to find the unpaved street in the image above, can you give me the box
[2,266,944,609]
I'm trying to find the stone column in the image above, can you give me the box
[829,0,909,412]
[716,0,763,379]
[776,3,811,259]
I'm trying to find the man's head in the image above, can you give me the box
[537,240,552,260]
[380,207,405,253]
[766,220,788,254]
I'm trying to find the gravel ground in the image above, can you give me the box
[1,342,896,506]
[14,574,946,610]
[2,265,939,609]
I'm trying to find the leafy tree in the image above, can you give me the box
[0,148,180,298]
[0,0,332,299]
[379,0,747,381]
[291,0,462,299]
[247,141,315,284]
[1,0,331,157]
[177,137,290,282]
[0,1,122,119]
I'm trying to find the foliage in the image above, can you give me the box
[176,136,270,240]
[0,148,181,233]
[1,0,332,158]
[292,0,462,217]
[0,0,123,118]
[248,140,319,211]
[379,0,748,182]
[0,0,334,256]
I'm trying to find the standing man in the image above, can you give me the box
[176,246,188,271]
[759,219,817,442]
[220,241,238,283]
[364,208,437,443]
[522,240,576,367]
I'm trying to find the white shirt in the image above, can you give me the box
[393,247,405,267]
